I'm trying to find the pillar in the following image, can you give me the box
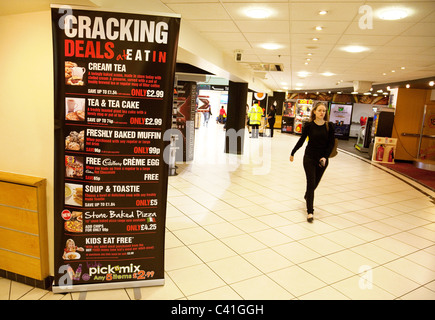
[225,81,248,154]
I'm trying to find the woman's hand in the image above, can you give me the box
[319,157,326,167]
[289,155,294,162]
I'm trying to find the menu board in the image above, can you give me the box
[51,6,180,292]
[330,103,353,139]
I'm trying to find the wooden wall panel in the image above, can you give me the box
[0,171,48,281]
[392,89,430,161]
[0,182,38,211]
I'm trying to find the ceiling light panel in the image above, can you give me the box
[342,45,369,53]
[235,20,289,33]
[338,35,394,46]
[377,7,410,20]
[243,32,290,43]
[289,2,361,21]
[244,8,273,19]
[291,21,349,34]
[165,3,231,20]
[224,3,289,20]
[260,43,283,50]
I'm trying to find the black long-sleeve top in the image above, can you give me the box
[291,121,335,160]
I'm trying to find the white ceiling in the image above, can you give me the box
[161,0,435,92]
[1,0,434,92]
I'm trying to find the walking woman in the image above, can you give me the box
[289,102,335,223]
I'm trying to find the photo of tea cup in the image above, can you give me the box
[71,66,86,80]
[67,99,76,113]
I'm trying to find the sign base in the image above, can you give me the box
[52,278,165,296]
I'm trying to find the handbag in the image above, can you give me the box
[326,121,338,158]
[329,138,338,158]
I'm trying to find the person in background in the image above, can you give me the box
[248,101,263,138]
[203,103,211,127]
[267,105,276,137]
[289,102,335,223]
[218,106,227,124]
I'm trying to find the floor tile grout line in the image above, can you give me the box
[337,149,435,198]
[167,173,435,299]
[395,282,435,300]
[165,192,318,299]
[166,222,260,299]
[168,177,435,279]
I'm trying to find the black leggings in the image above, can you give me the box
[268,120,275,137]
[303,155,328,214]
[251,124,259,138]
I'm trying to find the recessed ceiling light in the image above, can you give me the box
[261,43,281,50]
[319,10,328,15]
[401,67,406,70]
[298,71,311,78]
[429,81,434,86]
[391,70,395,73]
[312,37,319,41]
[342,45,368,53]
[382,73,387,76]
[321,72,335,77]
[306,58,311,61]
[406,84,410,88]
[304,62,309,65]
[244,8,272,19]
[307,53,313,56]
[378,8,409,20]
[315,26,323,31]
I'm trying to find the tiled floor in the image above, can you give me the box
[1,125,435,300]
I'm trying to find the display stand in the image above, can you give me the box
[168,135,178,176]
[281,101,295,133]
[371,137,397,164]
[355,126,369,152]
[77,286,142,300]
[294,99,313,134]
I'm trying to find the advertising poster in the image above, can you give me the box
[51,5,180,292]
[330,103,353,139]
[281,101,295,133]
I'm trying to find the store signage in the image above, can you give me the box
[51,5,180,292]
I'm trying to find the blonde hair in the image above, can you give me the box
[310,102,330,130]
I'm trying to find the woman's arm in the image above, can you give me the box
[290,122,310,157]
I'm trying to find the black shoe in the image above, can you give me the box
[307,213,314,223]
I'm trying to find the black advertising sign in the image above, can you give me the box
[51,5,180,292]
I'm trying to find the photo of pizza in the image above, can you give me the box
[64,211,83,233]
